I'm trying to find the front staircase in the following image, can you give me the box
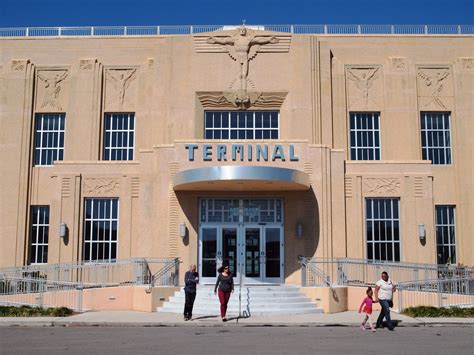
[157,285,323,316]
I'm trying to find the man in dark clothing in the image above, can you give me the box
[183,264,199,321]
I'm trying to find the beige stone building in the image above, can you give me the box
[1,27,473,285]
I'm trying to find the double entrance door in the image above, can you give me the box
[198,199,284,284]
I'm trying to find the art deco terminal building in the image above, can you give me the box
[1,25,473,285]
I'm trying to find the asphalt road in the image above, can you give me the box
[1,326,473,355]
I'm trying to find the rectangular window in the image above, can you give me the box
[366,198,400,262]
[435,205,456,264]
[103,113,135,160]
[420,112,452,165]
[349,112,381,160]
[204,111,279,140]
[83,198,119,262]
[29,206,49,264]
[33,113,65,166]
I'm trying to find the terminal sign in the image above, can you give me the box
[185,144,299,162]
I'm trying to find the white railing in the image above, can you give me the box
[0,257,180,312]
[0,257,180,287]
[0,25,472,38]
[336,258,473,286]
[300,257,474,288]
[299,256,332,287]
[0,276,84,312]
[0,258,149,286]
[397,277,474,312]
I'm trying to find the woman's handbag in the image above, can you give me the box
[388,299,394,308]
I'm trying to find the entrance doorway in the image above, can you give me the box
[199,199,284,284]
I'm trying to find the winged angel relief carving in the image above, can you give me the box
[417,68,450,109]
[346,68,380,108]
[38,70,68,110]
[106,69,137,109]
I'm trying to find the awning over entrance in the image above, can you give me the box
[173,166,310,191]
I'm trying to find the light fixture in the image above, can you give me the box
[296,222,303,239]
[60,223,67,239]
[418,224,426,242]
[179,222,187,239]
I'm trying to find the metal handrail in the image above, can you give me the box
[299,256,332,287]
[0,24,472,38]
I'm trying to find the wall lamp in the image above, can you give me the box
[418,224,426,242]
[179,222,187,240]
[60,223,67,239]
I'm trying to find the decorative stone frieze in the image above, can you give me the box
[11,59,29,71]
[390,57,407,72]
[197,91,288,110]
[363,178,401,196]
[83,178,120,195]
[79,59,96,70]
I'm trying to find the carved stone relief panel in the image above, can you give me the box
[11,59,30,71]
[79,59,96,71]
[104,67,138,111]
[390,57,407,72]
[345,66,383,111]
[196,91,288,110]
[458,57,474,71]
[416,66,453,110]
[35,68,69,112]
[83,178,120,196]
[363,177,401,196]
[194,27,291,109]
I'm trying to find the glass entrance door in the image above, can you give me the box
[199,199,284,284]
[244,227,262,283]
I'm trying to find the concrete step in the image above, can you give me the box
[157,285,322,315]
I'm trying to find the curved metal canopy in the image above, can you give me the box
[173,166,310,191]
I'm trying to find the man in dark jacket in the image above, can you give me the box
[183,264,199,321]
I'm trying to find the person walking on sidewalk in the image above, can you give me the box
[359,286,377,332]
[183,264,199,321]
[374,271,396,330]
[214,264,234,322]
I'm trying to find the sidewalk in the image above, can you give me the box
[1,310,473,327]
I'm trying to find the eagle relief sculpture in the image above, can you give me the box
[417,68,450,109]
[204,26,280,108]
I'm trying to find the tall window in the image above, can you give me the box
[204,111,279,139]
[83,198,119,262]
[436,205,456,264]
[420,112,452,165]
[366,198,400,262]
[103,113,135,160]
[30,206,49,264]
[33,113,65,166]
[349,112,381,160]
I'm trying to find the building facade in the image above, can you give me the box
[0,27,473,285]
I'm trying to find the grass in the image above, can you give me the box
[402,306,474,318]
[0,305,73,317]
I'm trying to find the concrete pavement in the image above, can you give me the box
[0,310,473,327]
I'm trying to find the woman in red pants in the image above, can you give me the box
[214,264,234,322]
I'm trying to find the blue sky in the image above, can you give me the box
[0,0,473,27]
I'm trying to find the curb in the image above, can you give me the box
[0,320,473,328]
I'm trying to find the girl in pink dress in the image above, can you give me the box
[359,287,377,332]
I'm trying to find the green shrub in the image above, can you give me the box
[402,306,474,318]
[0,305,73,317]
